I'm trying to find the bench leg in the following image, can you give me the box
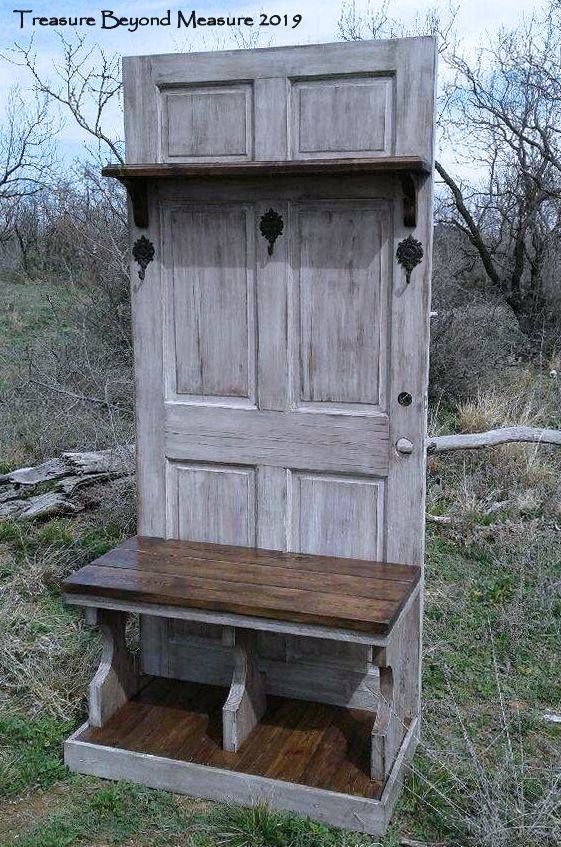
[222,627,266,752]
[371,595,421,781]
[371,666,404,780]
[87,608,140,728]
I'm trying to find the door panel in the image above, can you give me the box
[160,83,253,162]
[165,206,255,402]
[161,194,391,547]
[293,203,389,407]
[291,472,384,560]
[167,462,256,545]
[291,77,393,159]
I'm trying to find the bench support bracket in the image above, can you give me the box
[222,627,267,752]
[87,608,140,728]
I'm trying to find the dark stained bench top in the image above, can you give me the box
[63,537,421,637]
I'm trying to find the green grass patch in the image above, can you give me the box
[1,779,195,847]
[77,523,127,559]
[0,277,75,353]
[0,713,72,799]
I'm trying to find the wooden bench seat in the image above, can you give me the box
[63,536,420,638]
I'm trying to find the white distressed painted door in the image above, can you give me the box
[126,39,436,706]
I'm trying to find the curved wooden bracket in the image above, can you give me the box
[122,178,149,229]
[88,608,140,728]
[400,172,417,228]
[222,627,266,752]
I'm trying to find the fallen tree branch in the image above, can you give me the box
[31,380,127,412]
[426,426,561,454]
[425,513,465,526]
[0,446,134,520]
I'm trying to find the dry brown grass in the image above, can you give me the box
[0,534,98,721]
[427,366,561,526]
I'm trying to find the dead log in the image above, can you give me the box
[0,446,134,520]
[426,426,561,454]
[0,492,84,520]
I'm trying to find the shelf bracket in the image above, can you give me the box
[400,172,417,228]
[122,178,149,229]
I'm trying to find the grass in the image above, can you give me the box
[0,277,75,355]
[0,274,134,469]
[0,779,197,846]
[0,275,559,845]
[0,507,559,846]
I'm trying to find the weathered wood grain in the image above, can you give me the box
[0,447,134,520]
[164,405,390,476]
[222,628,266,752]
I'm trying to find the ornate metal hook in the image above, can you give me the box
[396,235,423,284]
[259,208,284,256]
[132,235,155,281]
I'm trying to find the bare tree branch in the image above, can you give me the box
[426,426,561,453]
[5,34,124,164]
[0,87,56,240]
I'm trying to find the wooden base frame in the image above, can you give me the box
[63,601,420,835]
[65,716,418,836]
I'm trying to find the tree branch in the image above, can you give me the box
[426,426,561,454]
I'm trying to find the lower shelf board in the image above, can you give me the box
[77,677,383,800]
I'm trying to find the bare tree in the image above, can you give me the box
[341,0,561,334]
[0,87,55,241]
[338,0,458,55]
[7,34,124,164]
[436,1,561,327]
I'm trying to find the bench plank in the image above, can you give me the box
[63,537,420,636]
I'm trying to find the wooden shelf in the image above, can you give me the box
[102,156,430,228]
[103,156,430,180]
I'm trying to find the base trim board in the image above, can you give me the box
[64,717,419,836]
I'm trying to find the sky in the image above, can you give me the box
[0,0,548,164]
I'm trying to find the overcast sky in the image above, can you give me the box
[0,0,547,163]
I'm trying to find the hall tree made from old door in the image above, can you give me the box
[127,39,437,709]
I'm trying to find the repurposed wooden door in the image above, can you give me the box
[126,39,437,708]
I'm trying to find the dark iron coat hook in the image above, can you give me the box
[133,235,155,281]
[259,209,284,255]
[396,235,423,284]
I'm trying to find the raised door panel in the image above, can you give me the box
[290,472,384,560]
[292,202,390,409]
[164,205,255,403]
[291,77,393,159]
[160,84,253,162]
[167,462,256,545]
